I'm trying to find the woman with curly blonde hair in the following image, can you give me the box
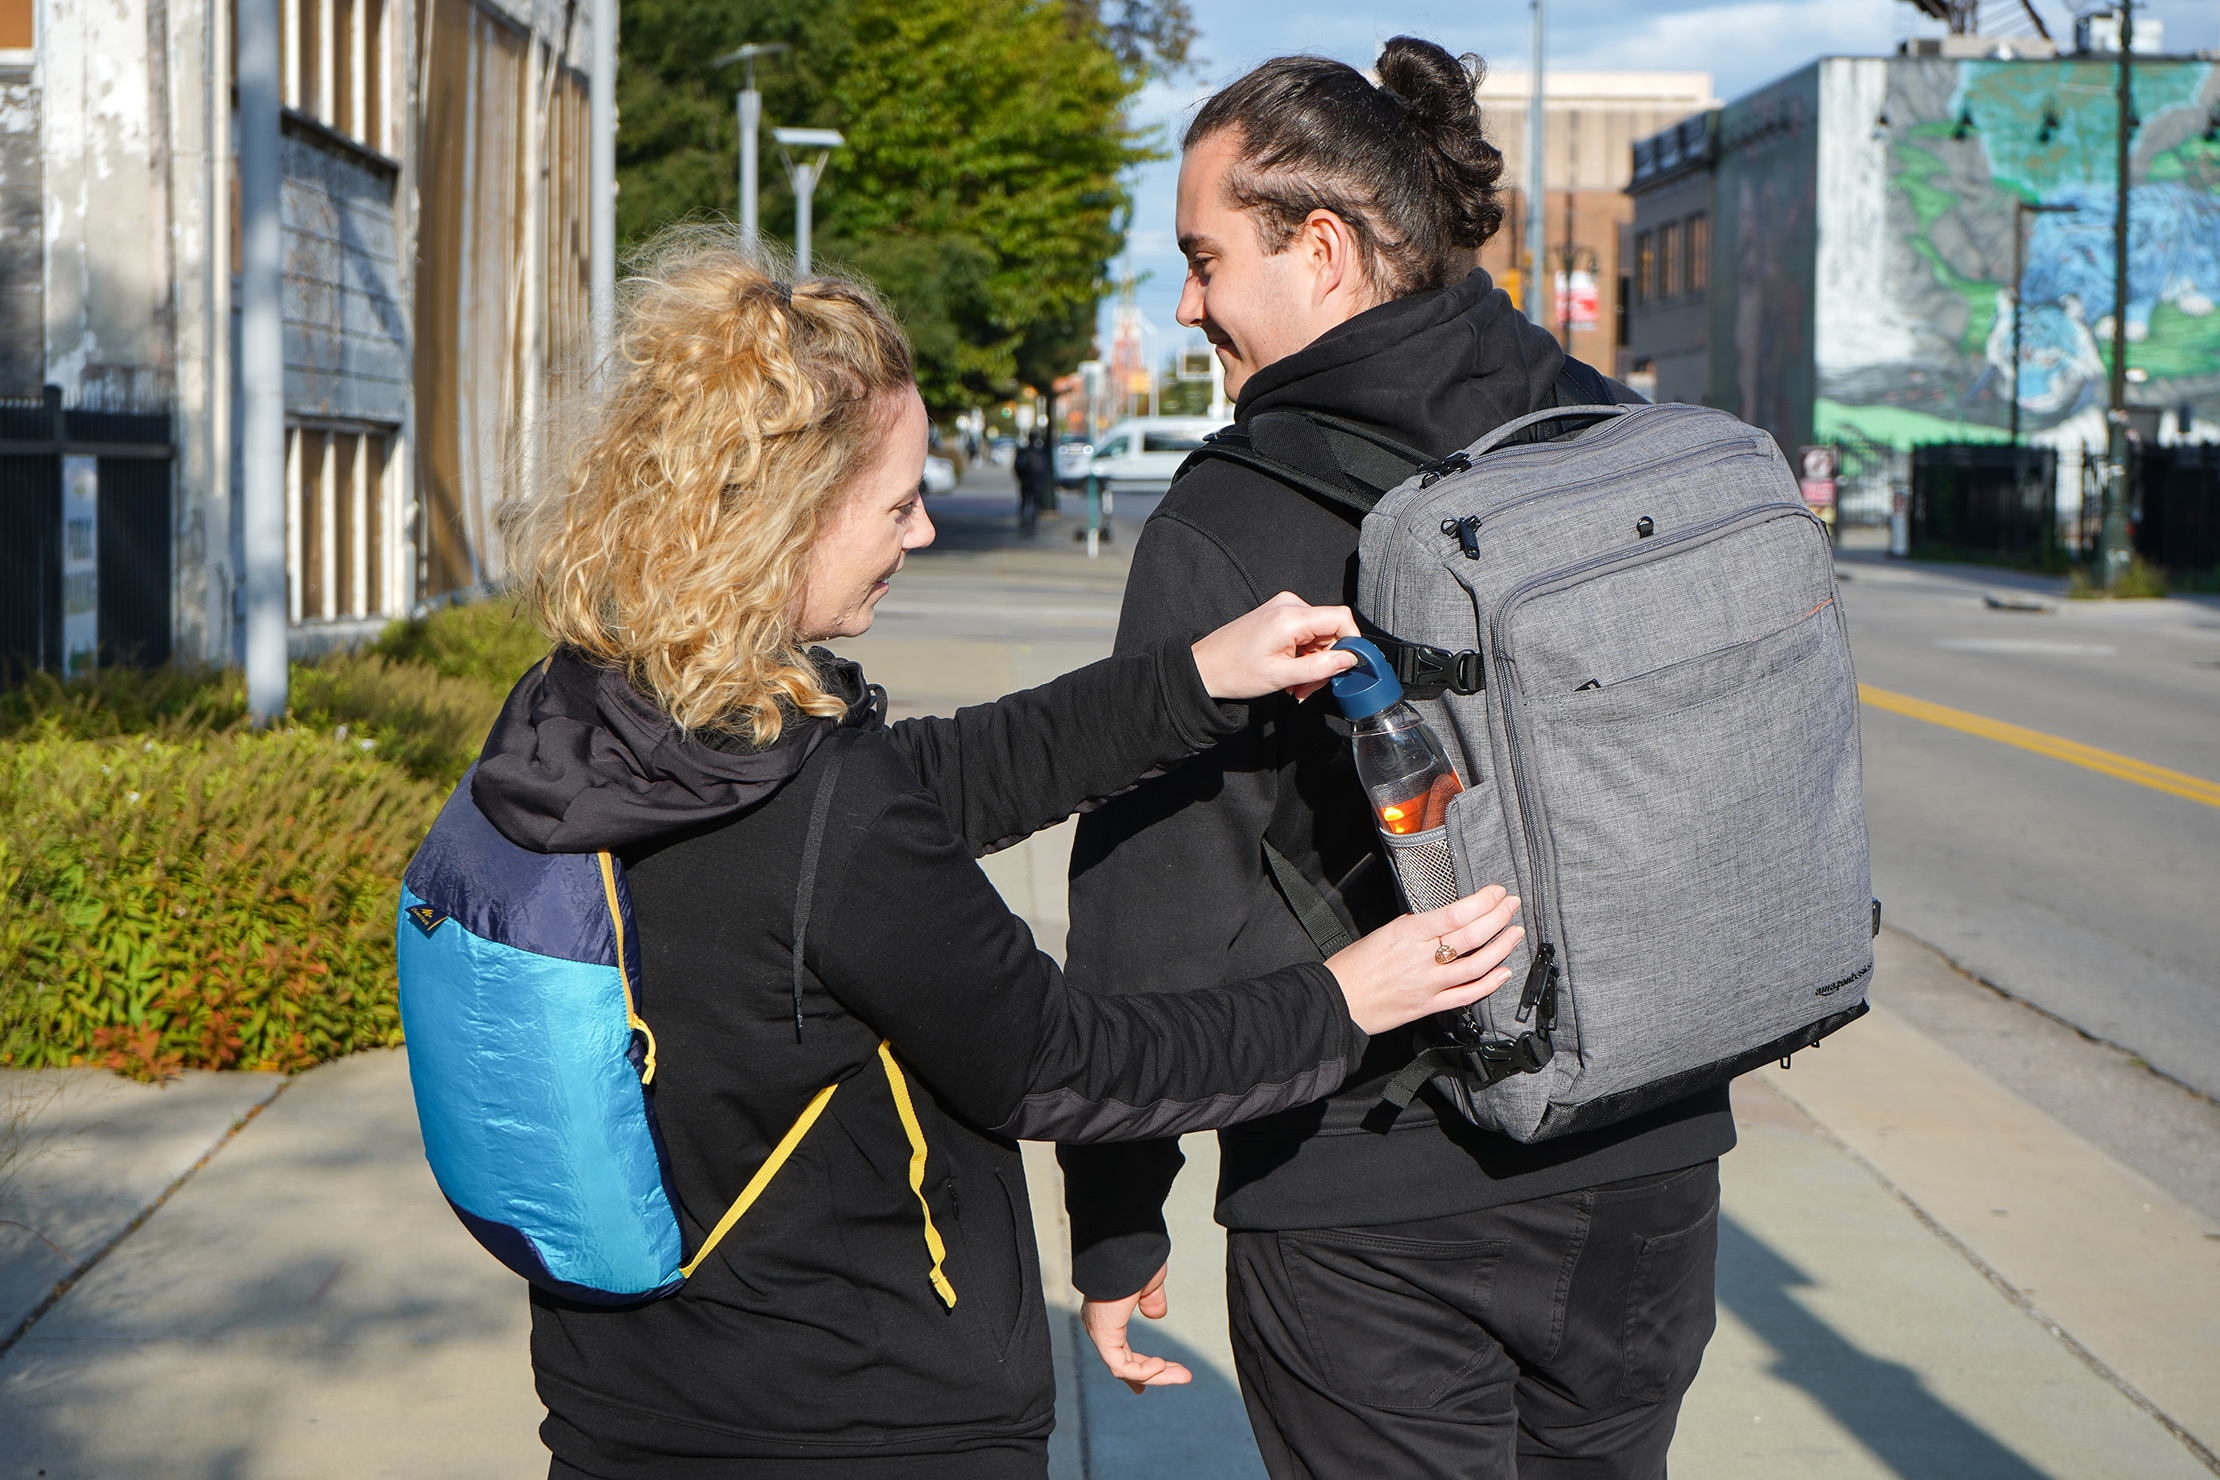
[461,230,1522,1479]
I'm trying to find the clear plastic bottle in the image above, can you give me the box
[1330,638,1464,836]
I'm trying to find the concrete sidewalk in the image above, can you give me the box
[2,480,2215,1478]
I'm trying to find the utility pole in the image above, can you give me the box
[589,0,616,374]
[2100,1,2136,587]
[774,128,843,274]
[713,43,789,246]
[238,0,285,723]
[1524,0,1548,326]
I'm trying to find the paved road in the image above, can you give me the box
[1836,541,2220,1097]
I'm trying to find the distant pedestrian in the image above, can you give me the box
[1014,429,1048,536]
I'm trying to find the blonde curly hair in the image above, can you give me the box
[511,228,915,744]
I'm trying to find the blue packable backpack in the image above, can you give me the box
[395,740,955,1307]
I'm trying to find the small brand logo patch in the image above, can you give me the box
[1814,964,1871,997]
[406,904,449,938]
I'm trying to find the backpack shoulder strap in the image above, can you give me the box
[1176,434,1381,518]
[1551,356,1616,409]
[790,728,856,1042]
[1260,836,1358,959]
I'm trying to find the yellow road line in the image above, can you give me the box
[1859,685,2220,810]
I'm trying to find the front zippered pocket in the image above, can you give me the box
[1389,435,1768,571]
[1486,502,1830,1036]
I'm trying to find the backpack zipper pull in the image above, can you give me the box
[1436,515,1482,560]
[1515,941,1557,1024]
[1418,451,1471,489]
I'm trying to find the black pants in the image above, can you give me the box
[1225,1161,1720,1480]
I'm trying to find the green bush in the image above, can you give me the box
[2067,555,2171,600]
[0,601,550,1081]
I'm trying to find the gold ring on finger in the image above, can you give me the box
[1433,939,1458,966]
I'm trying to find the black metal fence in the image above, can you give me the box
[1909,443,2058,564]
[2135,444,2220,577]
[0,386,174,676]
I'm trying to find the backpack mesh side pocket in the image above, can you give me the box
[1382,826,1459,912]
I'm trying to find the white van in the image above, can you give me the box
[1086,417,1223,498]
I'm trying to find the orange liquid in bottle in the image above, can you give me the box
[1376,771,1464,835]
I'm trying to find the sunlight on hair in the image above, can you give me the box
[506,226,915,744]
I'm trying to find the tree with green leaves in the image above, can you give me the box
[616,0,1192,412]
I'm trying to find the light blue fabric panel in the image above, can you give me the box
[397,887,682,1295]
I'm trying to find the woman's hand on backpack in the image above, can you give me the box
[1191,591,1361,701]
[1328,887,1524,1036]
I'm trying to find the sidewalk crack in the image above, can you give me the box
[0,1078,293,1357]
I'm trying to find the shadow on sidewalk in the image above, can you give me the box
[1077,1326,1266,1478]
[1716,1214,2052,1480]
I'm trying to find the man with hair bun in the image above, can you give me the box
[1059,38,1726,1479]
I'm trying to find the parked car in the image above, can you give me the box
[1054,438,1096,487]
[988,435,1018,468]
[921,455,957,494]
[1086,417,1222,498]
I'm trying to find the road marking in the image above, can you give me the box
[1933,639,2117,656]
[1859,684,2220,810]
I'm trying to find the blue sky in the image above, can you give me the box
[1101,0,2217,357]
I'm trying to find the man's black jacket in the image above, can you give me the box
[1058,267,1737,1301]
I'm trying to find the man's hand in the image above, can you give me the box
[1080,1262,1193,1395]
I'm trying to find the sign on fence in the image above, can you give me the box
[61,454,97,675]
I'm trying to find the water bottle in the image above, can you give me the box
[1330,637,1464,912]
[1330,637,1464,836]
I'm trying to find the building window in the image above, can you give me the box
[287,424,401,623]
[1616,276,1631,346]
[277,0,392,154]
[1657,221,1680,301]
[1634,231,1655,307]
[1685,212,1709,292]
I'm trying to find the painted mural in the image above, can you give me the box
[1817,57,2220,452]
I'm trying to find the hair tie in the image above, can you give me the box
[1377,84,1410,110]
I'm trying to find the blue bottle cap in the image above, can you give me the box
[1330,637,1404,720]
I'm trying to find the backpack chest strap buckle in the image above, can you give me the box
[1374,635,1485,696]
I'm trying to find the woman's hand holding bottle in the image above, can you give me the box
[1329,887,1523,1036]
[1190,592,1362,701]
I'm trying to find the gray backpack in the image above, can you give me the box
[1191,397,1875,1142]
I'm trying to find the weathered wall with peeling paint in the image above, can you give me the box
[40,0,172,409]
[0,71,41,392]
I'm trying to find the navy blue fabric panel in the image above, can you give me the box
[405,767,618,966]
[447,1198,678,1307]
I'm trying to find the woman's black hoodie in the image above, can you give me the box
[468,639,1368,1479]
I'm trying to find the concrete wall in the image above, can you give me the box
[0,64,40,392]
[1706,62,1822,458]
[39,0,173,409]
[165,0,226,663]
[1626,163,1715,406]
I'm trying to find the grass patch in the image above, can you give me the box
[2067,556,2171,600]
[0,601,548,1082]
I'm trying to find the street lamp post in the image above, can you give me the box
[712,43,789,246]
[773,127,843,274]
[1524,0,1548,326]
[2010,200,2079,448]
